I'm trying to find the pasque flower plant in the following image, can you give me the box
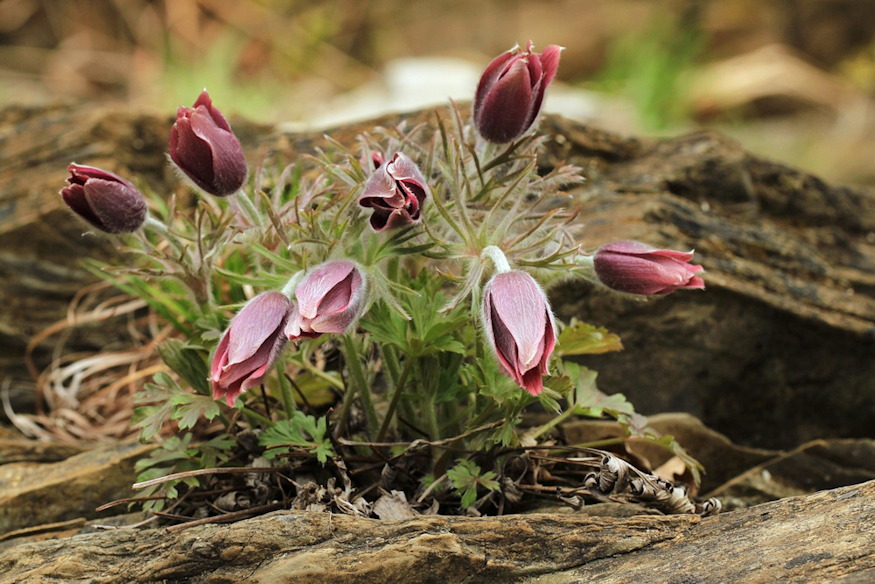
[61,40,710,520]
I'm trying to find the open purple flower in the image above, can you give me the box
[593,241,705,295]
[169,89,247,197]
[285,260,367,341]
[358,152,429,231]
[210,291,292,407]
[474,41,562,143]
[60,163,147,233]
[482,270,557,396]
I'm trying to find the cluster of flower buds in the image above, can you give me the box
[211,260,368,406]
[60,90,248,233]
[60,41,705,410]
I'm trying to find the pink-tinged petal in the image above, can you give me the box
[188,107,247,196]
[193,89,233,133]
[474,42,562,143]
[287,261,367,341]
[358,152,429,232]
[61,184,100,226]
[476,59,535,143]
[537,45,563,91]
[226,292,292,364]
[474,46,520,117]
[210,291,291,407]
[520,367,544,397]
[482,270,557,395]
[169,90,247,197]
[360,164,408,208]
[487,272,548,369]
[593,241,705,295]
[295,261,356,319]
[210,332,231,386]
[61,164,147,233]
[485,296,520,379]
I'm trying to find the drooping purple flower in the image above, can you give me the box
[358,152,429,231]
[60,163,147,233]
[474,41,563,143]
[210,291,292,407]
[285,260,367,341]
[169,89,248,197]
[482,270,557,396]
[593,241,705,295]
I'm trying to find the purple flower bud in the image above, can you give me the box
[60,163,147,233]
[474,41,562,143]
[358,152,429,231]
[285,260,367,341]
[169,89,248,197]
[482,270,557,396]
[593,241,705,295]
[210,291,292,407]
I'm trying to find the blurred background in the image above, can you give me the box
[2,0,875,186]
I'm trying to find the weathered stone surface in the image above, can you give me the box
[0,438,85,464]
[0,441,153,533]
[0,480,870,583]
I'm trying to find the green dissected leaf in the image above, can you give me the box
[133,372,181,441]
[557,319,623,356]
[570,366,636,419]
[157,338,211,395]
[169,392,221,430]
[447,459,499,508]
[259,412,335,463]
[359,301,408,349]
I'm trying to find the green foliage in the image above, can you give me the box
[259,412,335,463]
[133,433,233,512]
[133,371,221,441]
[557,319,624,356]
[447,459,500,508]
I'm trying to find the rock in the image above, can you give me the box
[0,480,871,583]
[710,438,875,508]
[545,121,875,449]
[0,439,85,464]
[0,441,154,533]
[1,102,873,451]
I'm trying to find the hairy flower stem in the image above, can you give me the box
[143,215,185,256]
[575,254,595,270]
[375,356,414,443]
[280,271,305,299]
[241,404,273,426]
[481,245,511,274]
[527,406,575,441]
[341,334,379,434]
[231,190,263,228]
[143,215,214,308]
[278,372,297,415]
